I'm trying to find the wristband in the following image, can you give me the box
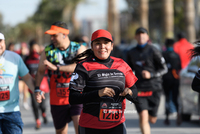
[35,86,39,90]
[34,87,43,95]
[125,94,140,104]
[56,66,59,74]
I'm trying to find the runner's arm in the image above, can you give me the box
[44,44,87,73]
[69,90,100,104]
[35,50,46,87]
[122,85,139,104]
[59,63,77,73]
[151,48,168,78]
[77,44,87,55]
[34,50,46,103]
[59,45,87,72]
[129,85,138,99]
[69,62,101,104]
[21,73,35,93]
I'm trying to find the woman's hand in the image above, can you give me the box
[119,88,133,96]
[98,87,115,97]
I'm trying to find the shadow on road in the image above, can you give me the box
[125,118,200,128]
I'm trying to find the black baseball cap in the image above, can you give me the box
[135,27,148,35]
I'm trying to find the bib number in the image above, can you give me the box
[99,102,122,122]
[0,86,10,101]
[56,83,69,97]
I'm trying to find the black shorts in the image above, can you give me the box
[51,104,82,130]
[135,91,162,117]
[79,123,127,134]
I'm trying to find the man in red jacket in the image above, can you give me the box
[173,33,194,69]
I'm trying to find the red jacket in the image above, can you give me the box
[173,38,194,69]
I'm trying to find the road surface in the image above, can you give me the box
[20,93,200,134]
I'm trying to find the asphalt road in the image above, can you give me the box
[20,93,200,134]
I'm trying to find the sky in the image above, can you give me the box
[0,0,128,27]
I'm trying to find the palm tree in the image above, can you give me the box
[107,0,120,45]
[139,0,149,30]
[163,0,174,39]
[0,13,3,30]
[29,0,84,44]
[184,0,196,42]
[62,0,84,35]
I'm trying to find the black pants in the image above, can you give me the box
[79,123,126,134]
[30,93,46,120]
[163,78,181,115]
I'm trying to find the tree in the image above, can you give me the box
[107,0,120,45]
[163,0,174,39]
[15,22,37,42]
[29,0,84,44]
[184,0,196,42]
[0,13,3,30]
[139,0,149,30]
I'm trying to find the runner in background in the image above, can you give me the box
[25,39,49,129]
[7,42,15,51]
[35,21,87,134]
[127,27,168,134]
[173,33,194,69]
[18,42,30,110]
[162,39,182,125]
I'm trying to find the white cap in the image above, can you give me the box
[0,33,5,40]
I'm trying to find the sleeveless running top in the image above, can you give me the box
[45,41,81,105]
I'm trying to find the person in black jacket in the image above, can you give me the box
[69,29,138,134]
[127,27,168,134]
[162,39,182,125]
[190,40,200,92]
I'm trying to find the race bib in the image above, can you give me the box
[0,86,10,101]
[99,102,122,122]
[56,83,69,97]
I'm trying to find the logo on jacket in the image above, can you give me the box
[70,73,79,82]
[0,64,5,73]
[136,61,145,67]
[161,57,166,64]
[101,103,107,108]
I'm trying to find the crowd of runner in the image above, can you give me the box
[0,21,198,134]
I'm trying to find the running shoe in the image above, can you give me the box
[42,113,48,124]
[23,102,30,110]
[35,119,41,130]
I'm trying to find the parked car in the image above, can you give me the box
[179,57,200,121]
